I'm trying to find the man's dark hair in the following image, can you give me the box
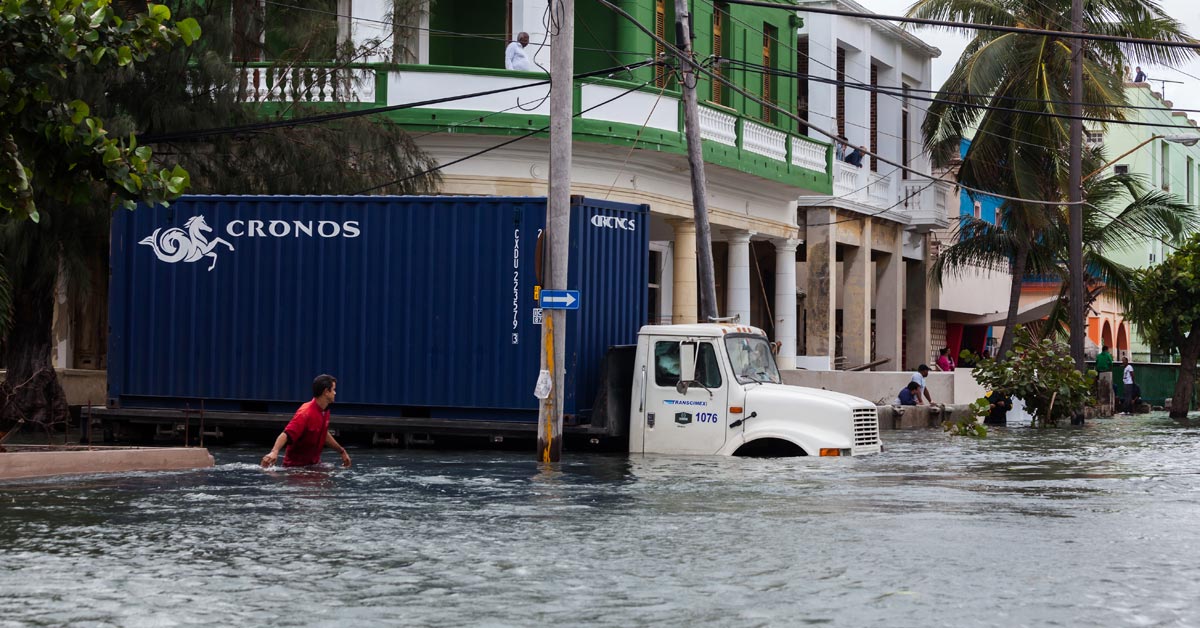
[939,348,948,355]
[917,364,929,373]
[906,381,920,391]
[312,374,337,398]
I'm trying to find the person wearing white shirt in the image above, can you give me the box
[910,364,933,405]
[1122,357,1135,414]
[505,32,532,71]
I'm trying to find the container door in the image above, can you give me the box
[642,338,729,455]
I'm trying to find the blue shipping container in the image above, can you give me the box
[108,196,648,424]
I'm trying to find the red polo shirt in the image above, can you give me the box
[282,399,330,467]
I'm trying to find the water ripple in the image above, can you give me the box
[3,414,1200,626]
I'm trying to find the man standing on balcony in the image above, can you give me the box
[506,32,533,72]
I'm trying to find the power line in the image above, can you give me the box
[723,0,1200,51]
[723,59,1200,131]
[354,75,658,194]
[706,0,1065,160]
[141,60,658,143]
[260,0,649,60]
[593,0,1080,207]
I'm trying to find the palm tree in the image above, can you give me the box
[909,0,1195,359]
[934,147,1200,359]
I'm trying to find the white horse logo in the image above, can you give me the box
[139,215,235,271]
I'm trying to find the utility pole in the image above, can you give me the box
[538,0,573,462]
[1067,0,1086,371]
[673,0,719,323]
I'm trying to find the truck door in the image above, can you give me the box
[641,338,729,455]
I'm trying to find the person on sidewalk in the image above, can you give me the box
[910,364,933,405]
[1096,345,1113,373]
[261,374,352,468]
[895,381,920,406]
[1121,357,1135,415]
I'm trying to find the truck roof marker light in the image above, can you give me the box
[729,406,743,414]
[819,448,841,457]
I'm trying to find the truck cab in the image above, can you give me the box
[627,324,881,456]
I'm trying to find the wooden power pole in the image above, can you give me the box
[538,0,573,462]
[1067,0,1086,372]
[673,0,719,323]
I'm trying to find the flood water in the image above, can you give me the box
[3,413,1200,627]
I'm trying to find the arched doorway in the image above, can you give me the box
[1101,320,1114,350]
[1116,323,1130,357]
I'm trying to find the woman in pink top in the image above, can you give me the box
[936,348,955,372]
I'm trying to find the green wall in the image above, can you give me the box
[575,1,624,75]
[429,0,506,69]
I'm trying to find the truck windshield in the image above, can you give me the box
[724,336,782,385]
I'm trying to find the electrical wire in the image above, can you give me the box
[721,0,1200,51]
[353,73,661,194]
[260,0,649,61]
[141,60,658,143]
[723,59,1200,132]
[594,0,1081,206]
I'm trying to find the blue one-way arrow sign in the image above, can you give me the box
[540,289,580,310]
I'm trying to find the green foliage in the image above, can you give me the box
[1125,233,1200,418]
[968,326,1096,427]
[0,0,200,219]
[1125,233,1200,354]
[942,398,988,438]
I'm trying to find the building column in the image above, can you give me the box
[875,229,904,371]
[774,238,800,369]
[670,219,698,325]
[726,232,753,325]
[904,235,932,371]
[842,220,872,366]
[805,208,837,360]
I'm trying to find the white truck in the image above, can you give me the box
[619,323,881,457]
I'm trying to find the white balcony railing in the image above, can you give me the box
[698,107,738,146]
[867,172,892,206]
[237,66,376,103]
[901,179,955,231]
[790,137,827,172]
[834,161,864,197]
[742,121,787,162]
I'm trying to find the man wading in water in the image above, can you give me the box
[261,374,352,468]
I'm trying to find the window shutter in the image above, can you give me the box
[655,0,667,88]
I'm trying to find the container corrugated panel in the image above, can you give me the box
[109,195,647,422]
[564,197,649,418]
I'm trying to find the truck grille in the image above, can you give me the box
[852,407,880,448]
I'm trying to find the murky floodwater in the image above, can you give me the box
[3,413,1200,627]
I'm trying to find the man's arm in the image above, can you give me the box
[923,386,933,403]
[505,44,516,70]
[326,432,352,468]
[261,432,289,468]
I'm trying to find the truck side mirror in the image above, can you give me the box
[678,340,698,393]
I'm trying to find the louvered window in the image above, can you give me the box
[655,0,667,88]
[870,64,878,172]
[761,25,776,123]
[712,5,724,103]
[836,47,846,139]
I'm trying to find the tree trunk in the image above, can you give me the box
[1170,323,1200,419]
[996,245,1029,361]
[1,271,68,432]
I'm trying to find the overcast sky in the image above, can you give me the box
[864,0,1200,115]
